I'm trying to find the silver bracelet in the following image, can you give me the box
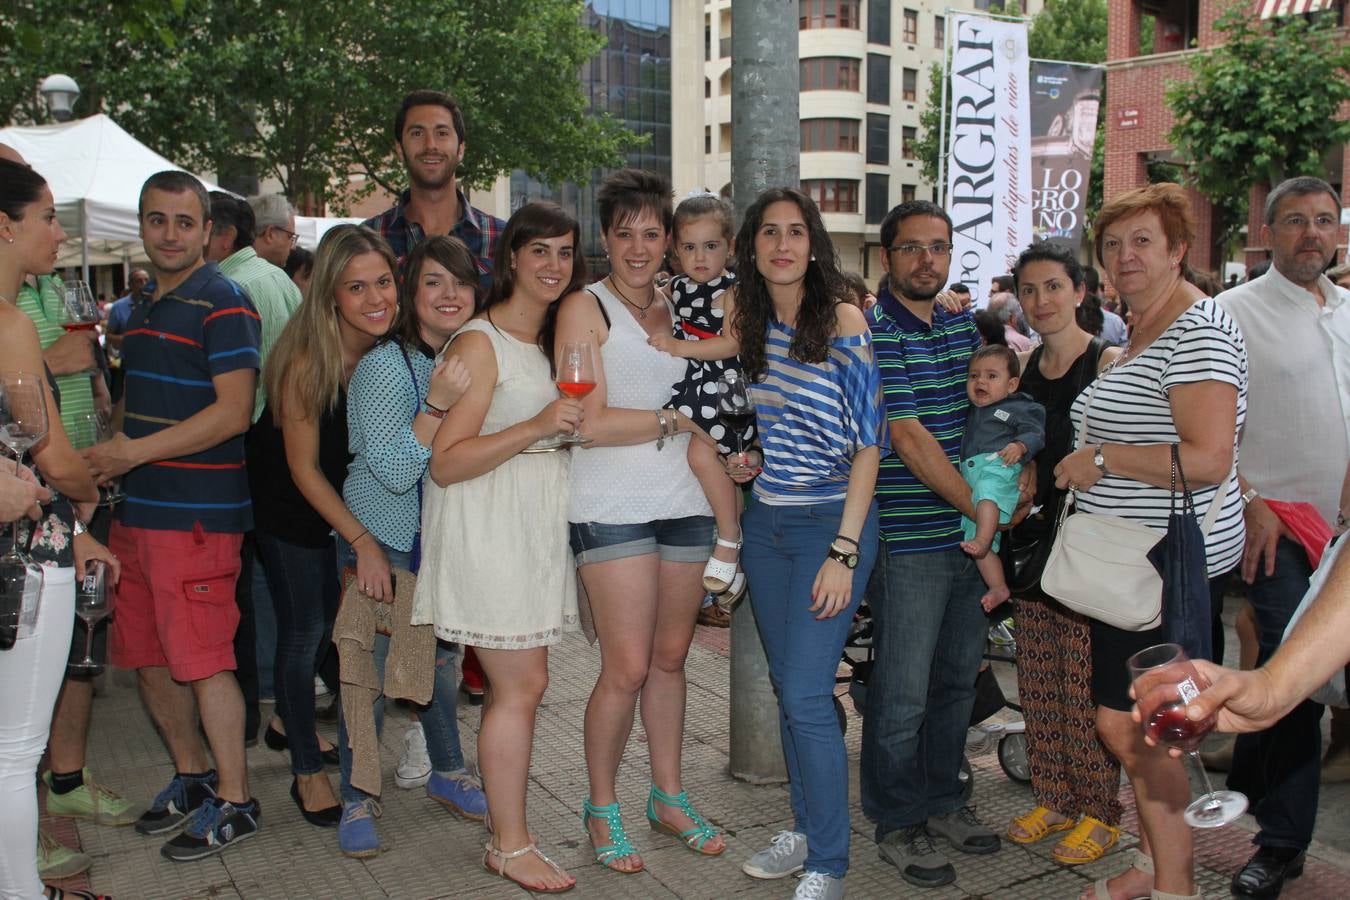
[655,411,666,451]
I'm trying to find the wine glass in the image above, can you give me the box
[717,370,755,474]
[70,411,125,506]
[71,559,112,672]
[0,374,50,559]
[555,341,596,445]
[1128,642,1249,828]
[61,281,102,377]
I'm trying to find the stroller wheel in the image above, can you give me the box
[998,732,1032,783]
[959,756,974,802]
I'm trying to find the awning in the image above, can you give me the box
[1258,0,1333,18]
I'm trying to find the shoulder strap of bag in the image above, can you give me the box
[587,287,611,329]
[398,342,424,574]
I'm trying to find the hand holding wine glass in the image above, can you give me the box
[717,370,755,475]
[1128,643,1248,828]
[71,559,113,673]
[555,341,596,445]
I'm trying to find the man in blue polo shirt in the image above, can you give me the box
[861,201,1022,889]
[83,170,262,862]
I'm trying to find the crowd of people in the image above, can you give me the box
[0,87,1347,900]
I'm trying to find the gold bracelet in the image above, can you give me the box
[655,411,667,451]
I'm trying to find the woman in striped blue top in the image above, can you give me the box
[732,188,888,900]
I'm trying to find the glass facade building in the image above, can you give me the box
[509,0,673,270]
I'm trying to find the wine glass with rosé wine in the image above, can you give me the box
[1128,642,1248,828]
[554,341,596,445]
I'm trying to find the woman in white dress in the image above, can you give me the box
[414,202,585,894]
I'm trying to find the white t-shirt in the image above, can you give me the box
[1218,267,1350,526]
[1071,298,1248,577]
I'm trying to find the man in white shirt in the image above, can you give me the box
[1218,176,1350,900]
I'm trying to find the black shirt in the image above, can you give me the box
[248,390,351,548]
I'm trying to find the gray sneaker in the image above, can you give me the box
[927,804,1001,855]
[742,829,807,879]
[878,825,955,888]
[795,871,846,899]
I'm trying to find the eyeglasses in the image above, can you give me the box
[272,226,299,246]
[1274,214,1338,233]
[888,242,953,258]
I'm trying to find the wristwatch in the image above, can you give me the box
[1241,487,1260,507]
[827,543,859,569]
[1092,444,1108,476]
[73,519,87,537]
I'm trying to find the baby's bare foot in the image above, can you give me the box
[980,586,1011,612]
[960,539,990,559]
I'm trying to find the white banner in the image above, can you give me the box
[945,15,1032,309]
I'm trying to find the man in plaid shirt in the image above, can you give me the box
[363,89,504,290]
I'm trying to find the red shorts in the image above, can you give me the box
[109,523,243,682]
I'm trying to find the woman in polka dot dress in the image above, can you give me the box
[649,193,754,606]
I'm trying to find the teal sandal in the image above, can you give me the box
[582,797,644,873]
[646,784,724,856]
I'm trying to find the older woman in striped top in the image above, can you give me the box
[732,188,888,900]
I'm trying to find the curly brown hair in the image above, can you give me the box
[731,187,845,383]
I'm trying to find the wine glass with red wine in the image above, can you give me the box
[1128,642,1248,827]
[717,370,755,474]
[555,341,595,445]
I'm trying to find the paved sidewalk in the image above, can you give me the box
[45,623,1350,899]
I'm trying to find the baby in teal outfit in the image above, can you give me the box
[959,344,1045,612]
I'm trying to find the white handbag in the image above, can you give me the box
[1041,366,1228,631]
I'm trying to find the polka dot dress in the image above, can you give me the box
[667,272,755,456]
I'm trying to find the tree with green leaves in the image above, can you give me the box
[1,0,638,213]
[915,0,1107,217]
[1166,4,1350,253]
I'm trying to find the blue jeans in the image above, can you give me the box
[741,497,879,879]
[1228,537,1321,850]
[252,547,277,702]
[333,540,466,805]
[256,532,339,775]
[860,545,987,838]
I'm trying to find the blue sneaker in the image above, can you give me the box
[135,770,218,836]
[426,770,487,821]
[339,799,382,858]
[160,797,260,861]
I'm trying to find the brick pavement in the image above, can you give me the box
[41,624,1350,899]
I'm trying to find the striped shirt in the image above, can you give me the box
[749,319,889,505]
[218,247,301,423]
[118,262,261,533]
[1071,298,1248,578]
[16,275,95,441]
[362,188,504,292]
[867,287,982,552]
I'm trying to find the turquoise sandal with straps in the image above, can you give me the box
[646,784,724,856]
[582,797,644,873]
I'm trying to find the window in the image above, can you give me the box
[868,0,891,44]
[719,125,732,154]
[800,56,861,91]
[705,20,711,61]
[801,179,859,213]
[799,0,861,30]
[705,125,712,155]
[902,126,917,159]
[902,67,917,102]
[801,118,861,153]
[704,77,711,99]
[866,173,890,224]
[902,183,916,203]
[934,14,945,48]
[903,8,918,43]
[866,113,889,164]
[866,54,890,104]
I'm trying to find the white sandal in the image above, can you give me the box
[703,537,742,593]
[713,571,747,613]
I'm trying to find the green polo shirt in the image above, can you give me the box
[16,275,97,445]
[218,247,302,422]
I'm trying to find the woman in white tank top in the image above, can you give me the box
[553,169,726,875]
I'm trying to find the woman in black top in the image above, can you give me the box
[249,226,399,827]
[999,244,1125,876]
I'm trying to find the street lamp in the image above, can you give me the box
[39,74,80,122]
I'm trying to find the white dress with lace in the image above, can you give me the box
[412,318,580,648]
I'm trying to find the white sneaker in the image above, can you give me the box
[314,676,332,698]
[394,722,431,789]
[795,871,845,899]
[742,829,807,879]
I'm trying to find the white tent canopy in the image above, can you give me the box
[0,114,220,272]
[0,114,360,274]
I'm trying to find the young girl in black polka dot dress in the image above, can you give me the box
[649,194,753,605]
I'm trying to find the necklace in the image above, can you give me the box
[607,276,655,319]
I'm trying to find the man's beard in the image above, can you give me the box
[888,272,943,302]
[407,159,456,192]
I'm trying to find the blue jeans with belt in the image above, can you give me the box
[741,496,880,879]
[1228,537,1322,850]
[859,544,987,839]
[334,539,466,805]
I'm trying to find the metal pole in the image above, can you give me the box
[80,202,89,285]
[938,7,953,208]
[727,0,797,785]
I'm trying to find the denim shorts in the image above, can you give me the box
[569,516,715,566]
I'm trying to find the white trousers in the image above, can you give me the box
[0,567,74,900]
